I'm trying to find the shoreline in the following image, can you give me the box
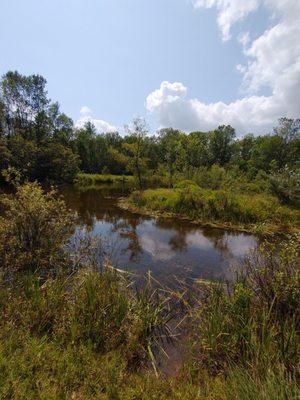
[118,198,299,236]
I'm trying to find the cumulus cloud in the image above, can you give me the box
[80,106,92,115]
[193,0,260,41]
[146,0,300,135]
[146,81,280,134]
[76,106,117,133]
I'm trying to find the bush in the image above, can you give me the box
[269,167,300,205]
[0,181,75,273]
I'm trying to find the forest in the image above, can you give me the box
[0,71,299,191]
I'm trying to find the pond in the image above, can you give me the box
[61,184,260,285]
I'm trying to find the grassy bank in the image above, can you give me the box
[120,183,300,234]
[75,173,135,186]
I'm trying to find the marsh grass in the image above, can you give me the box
[75,173,134,186]
[127,185,300,233]
[187,236,299,380]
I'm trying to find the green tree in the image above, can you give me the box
[123,117,148,189]
[209,125,236,166]
[37,142,80,182]
[1,71,49,139]
[158,128,185,187]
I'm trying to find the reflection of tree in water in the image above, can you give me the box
[110,216,144,263]
[168,228,188,252]
[201,228,231,258]
[155,218,232,257]
[62,186,146,263]
[61,185,259,283]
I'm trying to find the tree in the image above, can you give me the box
[273,118,300,167]
[1,71,49,138]
[36,142,80,182]
[48,102,74,144]
[74,122,97,172]
[0,139,11,178]
[158,128,185,187]
[232,134,255,171]
[274,118,300,143]
[8,135,38,180]
[123,117,148,189]
[186,131,209,170]
[209,125,236,166]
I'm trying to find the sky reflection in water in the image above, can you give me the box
[62,185,259,284]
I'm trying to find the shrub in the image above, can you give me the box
[0,181,75,273]
[269,167,300,205]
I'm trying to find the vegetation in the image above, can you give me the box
[1,71,299,191]
[75,173,134,186]
[122,184,300,233]
[0,181,299,398]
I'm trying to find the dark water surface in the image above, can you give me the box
[61,185,260,284]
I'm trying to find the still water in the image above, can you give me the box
[61,185,259,284]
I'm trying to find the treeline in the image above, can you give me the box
[0,71,299,186]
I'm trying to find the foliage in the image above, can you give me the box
[123,117,149,188]
[1,70,300,187]
[127,186,300,233]
[269,167,300,205]
[75,173,134,186]
[189,236,300,378]
[0,181,75,273]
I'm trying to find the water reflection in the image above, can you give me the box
[61,185,259,283]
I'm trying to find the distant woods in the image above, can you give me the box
[0,71,299,188]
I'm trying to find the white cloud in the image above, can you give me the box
[193,0,260,41]
[77,106,117,133]
[146,0,300,135]
[146,81,280,134]
[238,31,250,48]
[80,106,92,115]
[76,113,117,133]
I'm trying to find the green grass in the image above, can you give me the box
[123,184,300,233]
[75,173,135,186]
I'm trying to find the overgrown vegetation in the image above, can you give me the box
[75,173,134,186]
[123,184,300,233]
[0,181,299,398]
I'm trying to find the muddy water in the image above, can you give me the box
[61,184,260,284]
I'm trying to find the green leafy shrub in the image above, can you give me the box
[269,167,300,205]
[0,181,75,273]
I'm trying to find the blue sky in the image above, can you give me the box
[0,0,299,135]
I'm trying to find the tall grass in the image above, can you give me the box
[187,236,299,380]
[75,173,134,186]
[127,184,299,233]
